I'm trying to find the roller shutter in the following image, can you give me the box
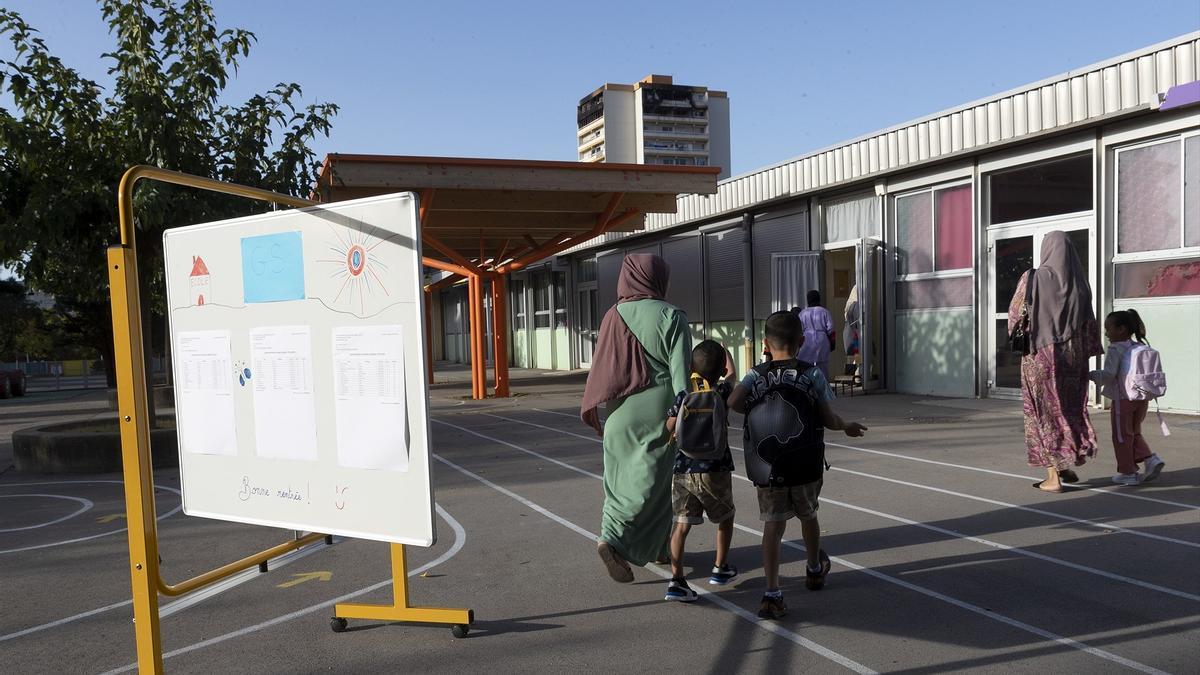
[752,206,809,319]
[705,228,743,322]
[661,236,702,323]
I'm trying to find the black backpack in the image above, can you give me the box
[742,359,826,487]
[676,373,729,461]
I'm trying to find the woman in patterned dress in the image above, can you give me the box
[1008,230,1103,493]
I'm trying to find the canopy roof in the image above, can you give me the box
[314,154,719,274]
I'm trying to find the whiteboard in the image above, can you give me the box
[163,193,436,546]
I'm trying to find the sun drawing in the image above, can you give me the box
[319,229,391,313]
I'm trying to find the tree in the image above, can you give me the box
[0,0,337,387]
[0,278,53,361]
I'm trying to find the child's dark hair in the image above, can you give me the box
[807,289,822,307]
[691,340,726,384]
[764,310,801,352]
[1106,309,1148,344]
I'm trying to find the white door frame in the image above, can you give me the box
[985,215,1095,398]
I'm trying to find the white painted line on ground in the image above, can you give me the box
[0,481,183,555]
[0,599,132,644]
[0,538,343,643]
[98,505,466,675]
[430,445,876,675]
[492,412,1200,602]
[439,416,1169,675]
[534,408,1198,511]
[826,465,1200,550]
[0,494,94,532]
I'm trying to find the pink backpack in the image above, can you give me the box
[1115,344,1170,441]
[1122,344,1167,401]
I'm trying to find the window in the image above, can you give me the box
[553,272,567,329]
[533,272,551,328]
[895,183,972,276]
[989,154,1091,224]
[1116,134,1200,254]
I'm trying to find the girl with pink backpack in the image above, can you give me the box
[1089,309,1168,486]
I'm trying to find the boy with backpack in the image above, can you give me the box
[663,339,739,602]
[1089,309,1168,486]
[728,311,867,620]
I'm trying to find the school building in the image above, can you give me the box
[432,33,1200,413]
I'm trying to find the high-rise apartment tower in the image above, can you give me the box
[577,75,730,179]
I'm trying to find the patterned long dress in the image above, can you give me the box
[599,299,691,566]
[1008,271,1103,470]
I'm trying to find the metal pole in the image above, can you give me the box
[741,212,755,371]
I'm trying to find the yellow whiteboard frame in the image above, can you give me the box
[109,166,469,674]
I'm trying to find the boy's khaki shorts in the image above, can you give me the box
[672,471,736,525]
[757,479,822,522]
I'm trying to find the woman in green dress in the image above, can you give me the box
[581,254,692,582]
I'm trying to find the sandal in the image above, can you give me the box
[1032,480,1063,494]
[597,541,634,583]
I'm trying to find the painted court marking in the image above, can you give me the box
[438,416,1169,674]
[0,494,93,533]
[0,537,343,643]
[537,407,1199,511]
[431,450,876,675]
[99,505,467,675]
[488,412,1200,602]
[0,481,183,555]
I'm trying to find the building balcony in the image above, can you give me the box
[643,127,708,139]
[577,116,604,135]
[642,112,707,124]
[578,133,604,153]
[645,147,709,158]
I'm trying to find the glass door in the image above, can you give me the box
[577,287,598,367]
[987,219,1092,397]
[855,239,884,390]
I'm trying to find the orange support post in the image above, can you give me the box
[466,274,479,399]
[469,274,488,400]
[490,275,509,397]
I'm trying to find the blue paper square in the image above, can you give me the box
[241,232,305,303]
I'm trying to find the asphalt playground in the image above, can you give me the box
[1,369,1197,674]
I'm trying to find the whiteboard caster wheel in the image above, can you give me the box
[330,617,348,633]
[451,624,469,639]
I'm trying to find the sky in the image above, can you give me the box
[2,0,1199,180]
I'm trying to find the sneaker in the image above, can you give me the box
[665,579,698,603]
[1111,472,1141,486]
[757,594,787,619]
[708,564,739,586]
[1142,455,1166,483]
[805,549,831,591]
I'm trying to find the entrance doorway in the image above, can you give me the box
[577,286,598,367]
[987,218,1093,397]
[823,239,883,391]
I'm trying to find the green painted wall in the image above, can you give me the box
[533,328,554,370]
[707,321,752,378]
[895,308,974,398]
[1120,300,1199,413]
[512,329,529,368]
[554,327,571,370]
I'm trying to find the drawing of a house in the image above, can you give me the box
[189,256,211,306]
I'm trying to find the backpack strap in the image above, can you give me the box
[689,372,712,393]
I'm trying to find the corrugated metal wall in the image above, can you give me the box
[568,33,1199,254]
[704,228,744,322]
[597,252,623,318]
[661,236,704,322]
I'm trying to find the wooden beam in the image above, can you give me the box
[322,188,678,215]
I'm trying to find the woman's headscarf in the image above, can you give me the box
[579,255,670,433]
[1030,230,1095,351]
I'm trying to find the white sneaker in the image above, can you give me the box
[1142,455,1165,483]
[1111,472,1141,486]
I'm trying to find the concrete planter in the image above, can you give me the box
[13,416,178,474]
[106,385,174,411]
